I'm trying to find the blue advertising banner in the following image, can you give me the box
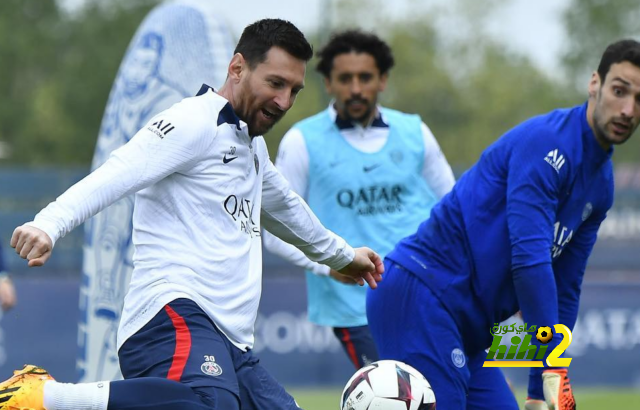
[1,273,639,388]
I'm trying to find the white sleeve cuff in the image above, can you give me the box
[310,263,331,276]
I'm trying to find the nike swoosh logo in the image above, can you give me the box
[223,154,238,164]
[363,164,381,172]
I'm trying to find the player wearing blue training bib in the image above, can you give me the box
[367,39,640,410]
[264,30,454,369]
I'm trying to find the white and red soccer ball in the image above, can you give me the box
[341,360,436,410]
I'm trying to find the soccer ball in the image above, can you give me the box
[340,360,436,410]
[536,326,553,344]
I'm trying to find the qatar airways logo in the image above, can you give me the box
[336,184,405,216]
[551,221,573,258]
[223,195,260,238]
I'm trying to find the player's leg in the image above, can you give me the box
[466,351,519,410]
[0,359,218,410]
[332,325,379,369]
[367,261,471,409]
[232,348,302,410]
[116,298,240,409]
[0,297,240,410]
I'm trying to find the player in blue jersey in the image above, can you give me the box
[367,39,640,410]
[263,30,455,369]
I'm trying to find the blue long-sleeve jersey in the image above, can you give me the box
[387,102,613,354]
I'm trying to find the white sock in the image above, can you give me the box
[43,380,110,410]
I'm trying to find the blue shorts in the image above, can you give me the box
[118,298,300,410]
[367,261,518,410]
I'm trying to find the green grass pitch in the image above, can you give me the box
[289,387,640,409]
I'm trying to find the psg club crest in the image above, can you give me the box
[201,357,223,376]
[451,348,466,368]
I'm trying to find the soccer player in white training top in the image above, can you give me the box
[1,19,383,410]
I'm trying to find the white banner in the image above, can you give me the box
[78,0,233,382]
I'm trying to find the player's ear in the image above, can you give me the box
[588,71,600,98]
[323,76,332,93]
[379,72,389,92]
[228,53,245,83]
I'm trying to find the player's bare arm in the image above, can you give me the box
[10,225,53,267]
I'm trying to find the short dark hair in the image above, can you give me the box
[234,19,313,68]
[597,39,640,82]
[316,30,395,78]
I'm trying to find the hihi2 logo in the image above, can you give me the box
[483,324,573,368]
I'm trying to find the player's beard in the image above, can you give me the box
[240,82,283,137]
[246,106,282,136]
[343,97,375,124]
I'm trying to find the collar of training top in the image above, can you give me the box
[328,102,388,130]
[196,84,242,131]
[578,101,613,163]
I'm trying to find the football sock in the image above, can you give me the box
[43,377,238,410]
[43,380,109,410]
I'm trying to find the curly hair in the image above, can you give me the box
[316,30,394,78]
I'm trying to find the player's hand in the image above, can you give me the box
[525,369,575,410]
[10,225,53,267]
[337,247,384,288]
[0,277,17,311]
[329,269,358,285]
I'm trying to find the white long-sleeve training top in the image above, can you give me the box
[29,88,355,351]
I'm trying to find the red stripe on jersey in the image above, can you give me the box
[164,305,192,382]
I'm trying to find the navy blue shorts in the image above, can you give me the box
[367,261,518,410]
[118,298,301,410]
[332,325,379,369]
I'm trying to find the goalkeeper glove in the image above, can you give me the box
[524,369,576,410]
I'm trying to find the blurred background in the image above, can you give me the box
[0,0,639,408]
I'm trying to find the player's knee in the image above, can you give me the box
[197,387,239,410]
